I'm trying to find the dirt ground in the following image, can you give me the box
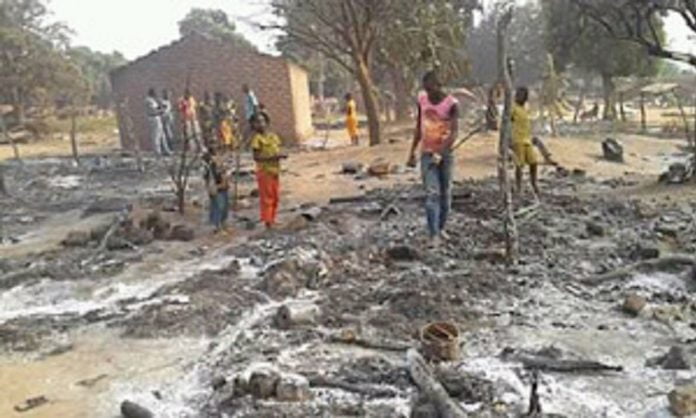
[1,110,695,418]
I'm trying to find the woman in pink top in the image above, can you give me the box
[407,71,459,244]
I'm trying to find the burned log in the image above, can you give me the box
[274,303,320,330]
[407,349,467,418]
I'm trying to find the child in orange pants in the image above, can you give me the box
[250,113,286,228]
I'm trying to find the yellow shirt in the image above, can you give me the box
[511,103,532,146]
[251,132,282,175]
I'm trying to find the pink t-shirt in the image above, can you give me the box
[418,92,458,154]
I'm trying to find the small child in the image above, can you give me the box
[511,86,540,199]
[250,113,286,229]
[203,146,230,233]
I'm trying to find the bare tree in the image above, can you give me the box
[270,0,396,146]
[70,106,80,166]
[570,0,696,68]
[496,5,519,264]
[169,136,200,214]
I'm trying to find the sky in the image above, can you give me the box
[49,0,694,61]
[49,0,278,59]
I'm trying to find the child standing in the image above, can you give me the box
[511,86,540,199]
[345,93,359,146]
[203,146,230,233]
[250,113,286,229]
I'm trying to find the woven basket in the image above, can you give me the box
[420,321,460,361]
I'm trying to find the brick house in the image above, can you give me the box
[110,34,313,150]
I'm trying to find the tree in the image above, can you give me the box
[543,0,661,120]
[378,0,479,121]
[68,47,127,109]
[178,8,255,50]
[0,0,82,124]
[469,2,547,86]
[569,0,696,69]
[269,0,396,146]
[496,5,519,265]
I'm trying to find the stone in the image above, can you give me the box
[655,222,680,238]
[212,376,227,391]
[668,384,696,417]
[631,243,660,260]
[602,138,624,163]
[62,230,92,247]
[275,374,311,402]
[120,400,154,418]
[283,215,308,232]
[386,245,421,262]
[168,224,195,242]
[647,346,691,370]
[300,206,322,221]
[341,162,363,174]
[585,220,605,237]
[248,370,280,399]
[623,293,647,316]
[368,159,391,176]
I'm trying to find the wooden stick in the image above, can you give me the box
[407,349,467,418]
[583,254,696,286]
[516,355,623,373]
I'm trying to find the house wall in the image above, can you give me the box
[288,63,314,142]
[111,35,312,151]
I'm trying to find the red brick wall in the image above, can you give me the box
[111,35,313,151]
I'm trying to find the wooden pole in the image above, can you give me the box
[70,107,80,166]
[497,6,519,265]
[640,92,647,133]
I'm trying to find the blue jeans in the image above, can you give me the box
[421,153,453,238]
[209,190,230,228]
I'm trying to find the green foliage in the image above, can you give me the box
[68,47,126,108]
[0,0,87,118]
[542,0,662,79]
[178,8,255,50]
[379,0,478,85]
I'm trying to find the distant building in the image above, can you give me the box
[110,34,313,150]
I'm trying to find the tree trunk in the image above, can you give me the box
[673,92,691,146]
[496,10,519,265]
[0,113,20,162]
[0,167,6,195]
[70,109,80,166]
[573,85,586,125]
[640,93,647,133]
[354,55,381,146]
[619,93,626,122]
[601,73,617,121]
[391,67,411,122]
[11,88,26,126]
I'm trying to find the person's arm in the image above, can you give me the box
[443,103,459,152]
[407,105,422,166]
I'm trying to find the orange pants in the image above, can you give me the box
[256,170,279,225]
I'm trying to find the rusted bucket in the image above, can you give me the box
[420,321,460,361]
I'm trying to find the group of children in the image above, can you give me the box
[201,97,285,234]
[145,85,285,235]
